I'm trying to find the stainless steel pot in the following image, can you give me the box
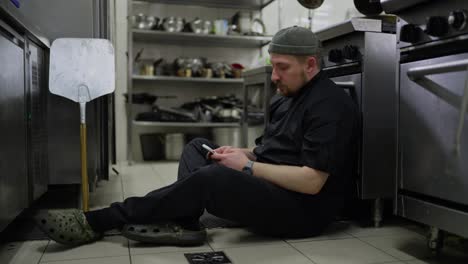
[132,14,160,30]
[165,133,185,160]
[190,18,212,34]
[163,17,184,32]
[213,127,242,147]
[145,16,159,30]
[217,108,241,119]
[213,126,263,148]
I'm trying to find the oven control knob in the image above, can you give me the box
[448,10,467,30]
[425,16,449,36]
[399,24,423,43]
[343,45,360,60]
[328,49,343,63]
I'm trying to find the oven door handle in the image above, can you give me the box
[335,81,359,104]
[407,59,468,80]
[407,59,468,157]
[334,81,355,89]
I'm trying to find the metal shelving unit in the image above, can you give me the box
[133,30,271,48]
[242,66,274,147]
[133,0,275,10]
[127,0,275,162]
[133,75,244,83]
[133,121,240,127]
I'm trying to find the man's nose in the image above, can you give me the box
[271,68,279,83]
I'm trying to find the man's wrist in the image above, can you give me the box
[242,160,255,175]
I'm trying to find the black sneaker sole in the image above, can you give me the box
[122,224,207,246]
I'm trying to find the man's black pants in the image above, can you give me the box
[86,138,336,238]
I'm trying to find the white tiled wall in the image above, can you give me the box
[260,0,360,58]
[262,0,360,33]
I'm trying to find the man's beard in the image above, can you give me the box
[275,71,308,97]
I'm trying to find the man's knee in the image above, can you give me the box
[189,165,226,186]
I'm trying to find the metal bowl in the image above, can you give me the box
[163,16,185,32]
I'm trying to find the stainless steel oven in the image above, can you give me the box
[385,0,468,250]
[316,16,397,227]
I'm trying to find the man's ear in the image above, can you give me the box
[306,56,318,73]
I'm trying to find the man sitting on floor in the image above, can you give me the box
[36,26,359,246]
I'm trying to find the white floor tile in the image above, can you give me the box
[406,256,468,264]
[223,243,314,264]
[359,233,429,261]
[129,240,212,256]
[89,191,123,210]
[120,162,178,198]
[151,161,178,171]
[0,240,49,264]
[122,177,161,189]
[122,172,164,183]
[152,162,179,182]
[132,251,205,264]
[122,192,148,200]
[41,236,129,262]
[40,255,131,264]
[158,173,178,185]
[123,175,166,190]
[291,238,397,264]
[286,221,352,243]
[121,167,159,180]
[122,168,159,178]
[122,179,167,195]
[121,172,167,197]
[93,173,123,195]
[286,232,352,243]
[207,228,286,249]
[120,165,156,182]
[404,245,468,264]
[346,224,423,238]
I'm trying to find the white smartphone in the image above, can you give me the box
[202,144,216,154]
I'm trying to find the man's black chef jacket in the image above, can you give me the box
[253,71,359,199]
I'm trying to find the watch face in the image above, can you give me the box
[243,160,254,175]
[242,167,253,175]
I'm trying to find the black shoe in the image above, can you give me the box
[35,209,103,246]
[122,222,206,246]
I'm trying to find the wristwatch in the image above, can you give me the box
[242,160,254,175]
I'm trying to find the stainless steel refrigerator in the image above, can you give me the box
[0,0,112,232]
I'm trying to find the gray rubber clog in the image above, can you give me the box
[122,222,207,246]
[35,209,103,246]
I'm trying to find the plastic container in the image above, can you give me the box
[140,133,165,161]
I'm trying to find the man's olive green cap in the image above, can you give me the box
[268,26,321,55]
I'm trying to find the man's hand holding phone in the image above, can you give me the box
[202,144,216,154]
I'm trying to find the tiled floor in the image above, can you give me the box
[1,162,467,264]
